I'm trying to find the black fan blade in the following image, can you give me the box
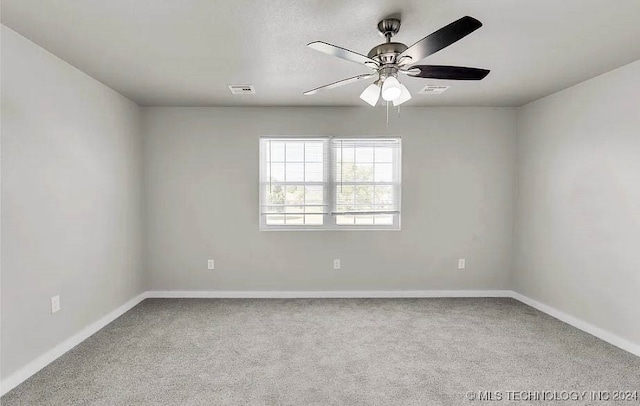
[398,16,482,65]
[303,73,375,95]
[405,65,490,80]
[308,41,379,68]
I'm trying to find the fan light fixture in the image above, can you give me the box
[359,78,411,107]
[359,83,381,106]
[381,77,402,101]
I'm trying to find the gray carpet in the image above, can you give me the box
[2,298,639,405]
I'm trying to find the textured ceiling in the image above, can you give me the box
[3,0,640,107]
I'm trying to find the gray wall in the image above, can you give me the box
[142,106,517,291]
[514,59,640,345]
[1,26,144,379]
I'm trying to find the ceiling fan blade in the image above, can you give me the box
[307,41,379,68]
[304,73,375,95]
[405,65,490,80]
[398,16,482,65]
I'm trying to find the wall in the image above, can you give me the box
[514,59,640,346]
[143,106,517,291]
[1,26,144,380]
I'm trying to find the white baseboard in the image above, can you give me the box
[2,289,637,397]
[145,290,513,299]
[0,292,148,396]
[510,292,640,357]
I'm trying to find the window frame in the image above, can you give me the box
[259,136,401,231]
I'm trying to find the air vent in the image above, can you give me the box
[418,85,450,95]
[228,85,256,95]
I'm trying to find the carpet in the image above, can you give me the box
[2,298,639,405]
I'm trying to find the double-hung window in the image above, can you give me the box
[259,137,401,230]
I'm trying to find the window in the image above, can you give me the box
[259,138,329,228]
[332,138,401,227]
[260,137,401,230]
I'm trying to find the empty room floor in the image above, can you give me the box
[2,298,639,405]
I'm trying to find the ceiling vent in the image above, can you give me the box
[418,85,450,95]
[227,85,256,95]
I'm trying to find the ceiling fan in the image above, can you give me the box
[304,16,489,106]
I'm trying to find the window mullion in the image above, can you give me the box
[303,142,306,225]
[326,137,333,229]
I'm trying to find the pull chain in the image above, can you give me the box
[386,101,389,126]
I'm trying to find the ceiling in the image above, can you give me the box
[3,0,640,107]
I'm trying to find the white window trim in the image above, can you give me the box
[259,136,401,231]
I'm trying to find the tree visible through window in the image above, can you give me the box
[259,137,401,230]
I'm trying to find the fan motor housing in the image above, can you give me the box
[367,42,408,64]
[377,18,401,38]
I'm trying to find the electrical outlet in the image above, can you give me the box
[51,295,61,314]
[333,259,341,270]
[208,259,215,270]
[458,258,466,270]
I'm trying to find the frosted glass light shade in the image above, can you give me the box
[381,77,402,101]
[392,84,412,106]
[359,83,380,106]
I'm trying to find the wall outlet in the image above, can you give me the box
[207,259,215,270]
[458,258,466,270]
[51,295,61,314]
[333,259,341,270]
